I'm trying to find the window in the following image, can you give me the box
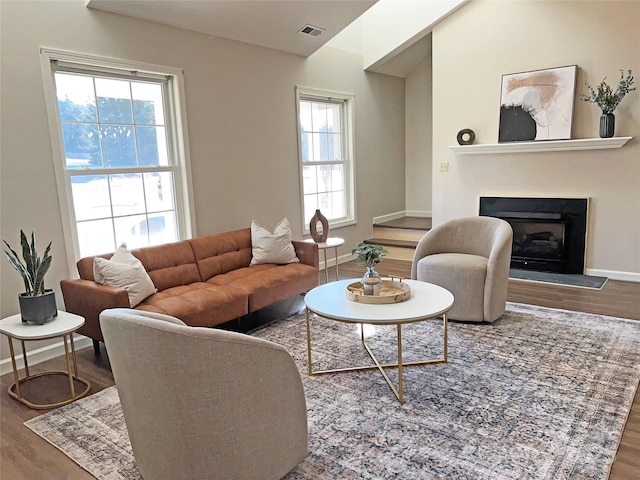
[41,49,194,264]
[296,87,355,232]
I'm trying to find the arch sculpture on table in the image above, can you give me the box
[309,209,329,243]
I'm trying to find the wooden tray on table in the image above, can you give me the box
[345,277,411,304]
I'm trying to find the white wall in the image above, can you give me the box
[362,0,467,71]
[405,54,432,216]
[0,0,406,363]
[431,0,640,280]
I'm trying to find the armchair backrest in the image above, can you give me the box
[100,308,308,480]
[412,216,513,278]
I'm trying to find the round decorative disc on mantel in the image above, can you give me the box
[457,128,476,145]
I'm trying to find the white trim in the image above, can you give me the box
[295,85,356,236]
[371,210,432,224]
[39,48,196,276]
[169,64,197,240]
[40,51,80,277]
[40,48,185,77]
[372,211,406,224]
[337,252,357,265]
[0,335,93,376]
[448,136,632,155]
[404,210,432,218]
[319,252,355,271]
[586,269,640,283]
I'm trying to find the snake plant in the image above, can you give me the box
[2,230,52,296]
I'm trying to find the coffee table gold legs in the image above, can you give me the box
[306,309,313,376]
[360,325,405,403]
[397,325,403,403]
[306,309,448,404]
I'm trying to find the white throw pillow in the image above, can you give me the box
[93,244,157,307]
[250,218,300,266]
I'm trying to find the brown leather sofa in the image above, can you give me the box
[61,228,319,353]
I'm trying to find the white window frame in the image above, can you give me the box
[295,86,356,235]
[40,48,196,276]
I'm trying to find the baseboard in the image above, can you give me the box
[585,268,640,283]
[372,210,432,225]
[320,253,355,270]
[404,210,432,218]
[372,211,406,224]
[0,335,93,376]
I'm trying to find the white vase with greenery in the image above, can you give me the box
[352,243,388,295]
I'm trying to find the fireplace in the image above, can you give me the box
[479,197,588,274]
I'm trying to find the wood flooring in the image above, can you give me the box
[2,259,639,479]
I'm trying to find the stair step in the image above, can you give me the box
[363,238,417,261]
[373,217,432,230]
[381,245,416,261]
[373,226,426,243]
[362,217,431,261]
[364,237,418,249]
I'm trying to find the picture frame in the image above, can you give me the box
[498,65,577,143]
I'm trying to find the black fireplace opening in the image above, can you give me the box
[479,197,588,274]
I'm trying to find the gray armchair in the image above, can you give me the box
[411,216,513,322]
[100,308,308,480]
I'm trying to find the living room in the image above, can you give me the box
[1,0,639,479]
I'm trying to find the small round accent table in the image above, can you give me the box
[304,237,344,283]
[0,311,91,409]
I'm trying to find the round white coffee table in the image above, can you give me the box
[0,311,92,409]
[304,278,454,404]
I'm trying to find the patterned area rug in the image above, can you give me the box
[25,303,640,479]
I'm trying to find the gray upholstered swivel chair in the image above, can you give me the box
[411,216,513,322]
[100,308,308,480]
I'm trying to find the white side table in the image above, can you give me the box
[0,311,91,409]
[304,237,345,283]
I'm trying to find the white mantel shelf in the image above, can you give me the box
[448,136,632,155]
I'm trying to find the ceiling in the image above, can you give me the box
[85,0,378,58]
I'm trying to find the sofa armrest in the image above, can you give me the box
[292,240,319,269]
[60,278,130,342]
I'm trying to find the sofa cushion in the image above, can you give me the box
[209,263,318,312]
[249,218,300,266]
[93,245,156,307]
[132,240,201,291]
[190,229,253,281]
[135,282,248,327]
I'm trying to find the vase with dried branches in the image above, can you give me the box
[580,69,636,138]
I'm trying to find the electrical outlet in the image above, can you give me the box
[439,161,449,172]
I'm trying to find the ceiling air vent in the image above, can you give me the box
[298,24,325,37]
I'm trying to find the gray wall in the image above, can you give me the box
[0,1,406,361]
[432,0,640,280]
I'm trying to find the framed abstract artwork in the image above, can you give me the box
[498,65,577,143]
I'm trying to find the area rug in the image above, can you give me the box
[25,303,640,479]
